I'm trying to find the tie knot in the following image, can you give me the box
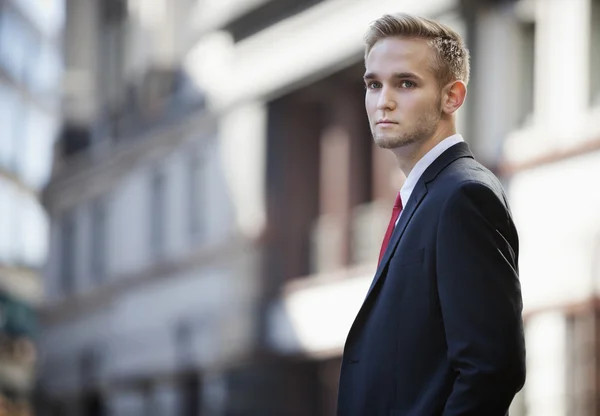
[394,193,403,209]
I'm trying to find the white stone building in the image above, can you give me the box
[0,0,63,411]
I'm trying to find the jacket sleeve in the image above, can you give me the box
[437,181,526,416]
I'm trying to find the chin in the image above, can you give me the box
[373,134,412,150]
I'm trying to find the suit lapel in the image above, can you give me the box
[344,142,475,347]
[364,182,427,300]
[363,142,474,302]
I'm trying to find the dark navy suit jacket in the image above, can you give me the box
[337,142,526,416]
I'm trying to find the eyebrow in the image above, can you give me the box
[363,72,422,81]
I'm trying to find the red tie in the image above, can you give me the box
[378,193,403,265]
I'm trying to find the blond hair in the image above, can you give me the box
[364,13,470,86]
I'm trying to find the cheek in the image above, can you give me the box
[404,96,431,115]
[365,96,377,119]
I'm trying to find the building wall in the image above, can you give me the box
[505,0,600,415]
[0,0,63,409]
[40,109,262,409]
[40,7,268,414]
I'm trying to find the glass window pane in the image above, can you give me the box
[13,0,65,37]
[0,182,20,264]
[20,25,41,90]
[150,169,166,257]
[21,194,49,267]
[10,95,26,175]
[19,105,58,189]
[31,42,62,98]
[90,198,107,282]
[0,84,19,170]
[591,0,600,105]
[60,210,76,293]
[0,179,13,263]
[0,10,28,81]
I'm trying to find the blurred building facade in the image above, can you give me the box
[0,0,63,412]
[38,0,600,415]
[39,0,252,415]
[502,0,600,414]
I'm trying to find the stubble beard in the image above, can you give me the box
[372,99,442,150]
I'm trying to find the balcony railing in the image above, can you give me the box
[57,67,207,160]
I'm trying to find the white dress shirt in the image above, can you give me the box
[395,134,465,226]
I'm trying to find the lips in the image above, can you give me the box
[377,120,398,125]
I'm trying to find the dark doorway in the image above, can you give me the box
[83,392,105,416]
[181,372,202,416]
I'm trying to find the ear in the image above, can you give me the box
[441,80,467,115]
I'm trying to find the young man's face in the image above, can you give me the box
[364,37,443,150]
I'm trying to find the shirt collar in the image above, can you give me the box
[399,134,464,207]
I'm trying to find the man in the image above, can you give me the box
[337,13,526,416]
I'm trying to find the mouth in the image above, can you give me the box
[376,120,398,126]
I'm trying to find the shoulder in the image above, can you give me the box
[431,159,512,225]
[435,158,508,205]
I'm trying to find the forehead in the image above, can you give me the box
[365,37,435,77]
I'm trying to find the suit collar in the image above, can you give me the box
[422,141,473,183]
[400,134,464,208]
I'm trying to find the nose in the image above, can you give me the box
[377,86,396,112]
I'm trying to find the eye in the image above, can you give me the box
[365,81,382,90]
[399,80,416,89]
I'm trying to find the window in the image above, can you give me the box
[0,9,24,79]
[188,152,206,241]
[0,8,40,84]
[19,19,41,90]
[30,41,62,100]
[6,92,27,173]
[90,198,107,283]
[19,105,58,189]
[99,0,126,108]
[59,210,76,294]
[517,21,535,126]
[591,0,600,105]
[0,179,15,263]
[0,5,59,97]
[0,172,48,270]
[99,22,124,107]
[0,84,18,170]
[19,193,48,267]
[150,169,166,257]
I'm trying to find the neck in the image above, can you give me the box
[391,124,456,177]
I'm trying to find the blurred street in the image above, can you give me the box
[0,0,599,415]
